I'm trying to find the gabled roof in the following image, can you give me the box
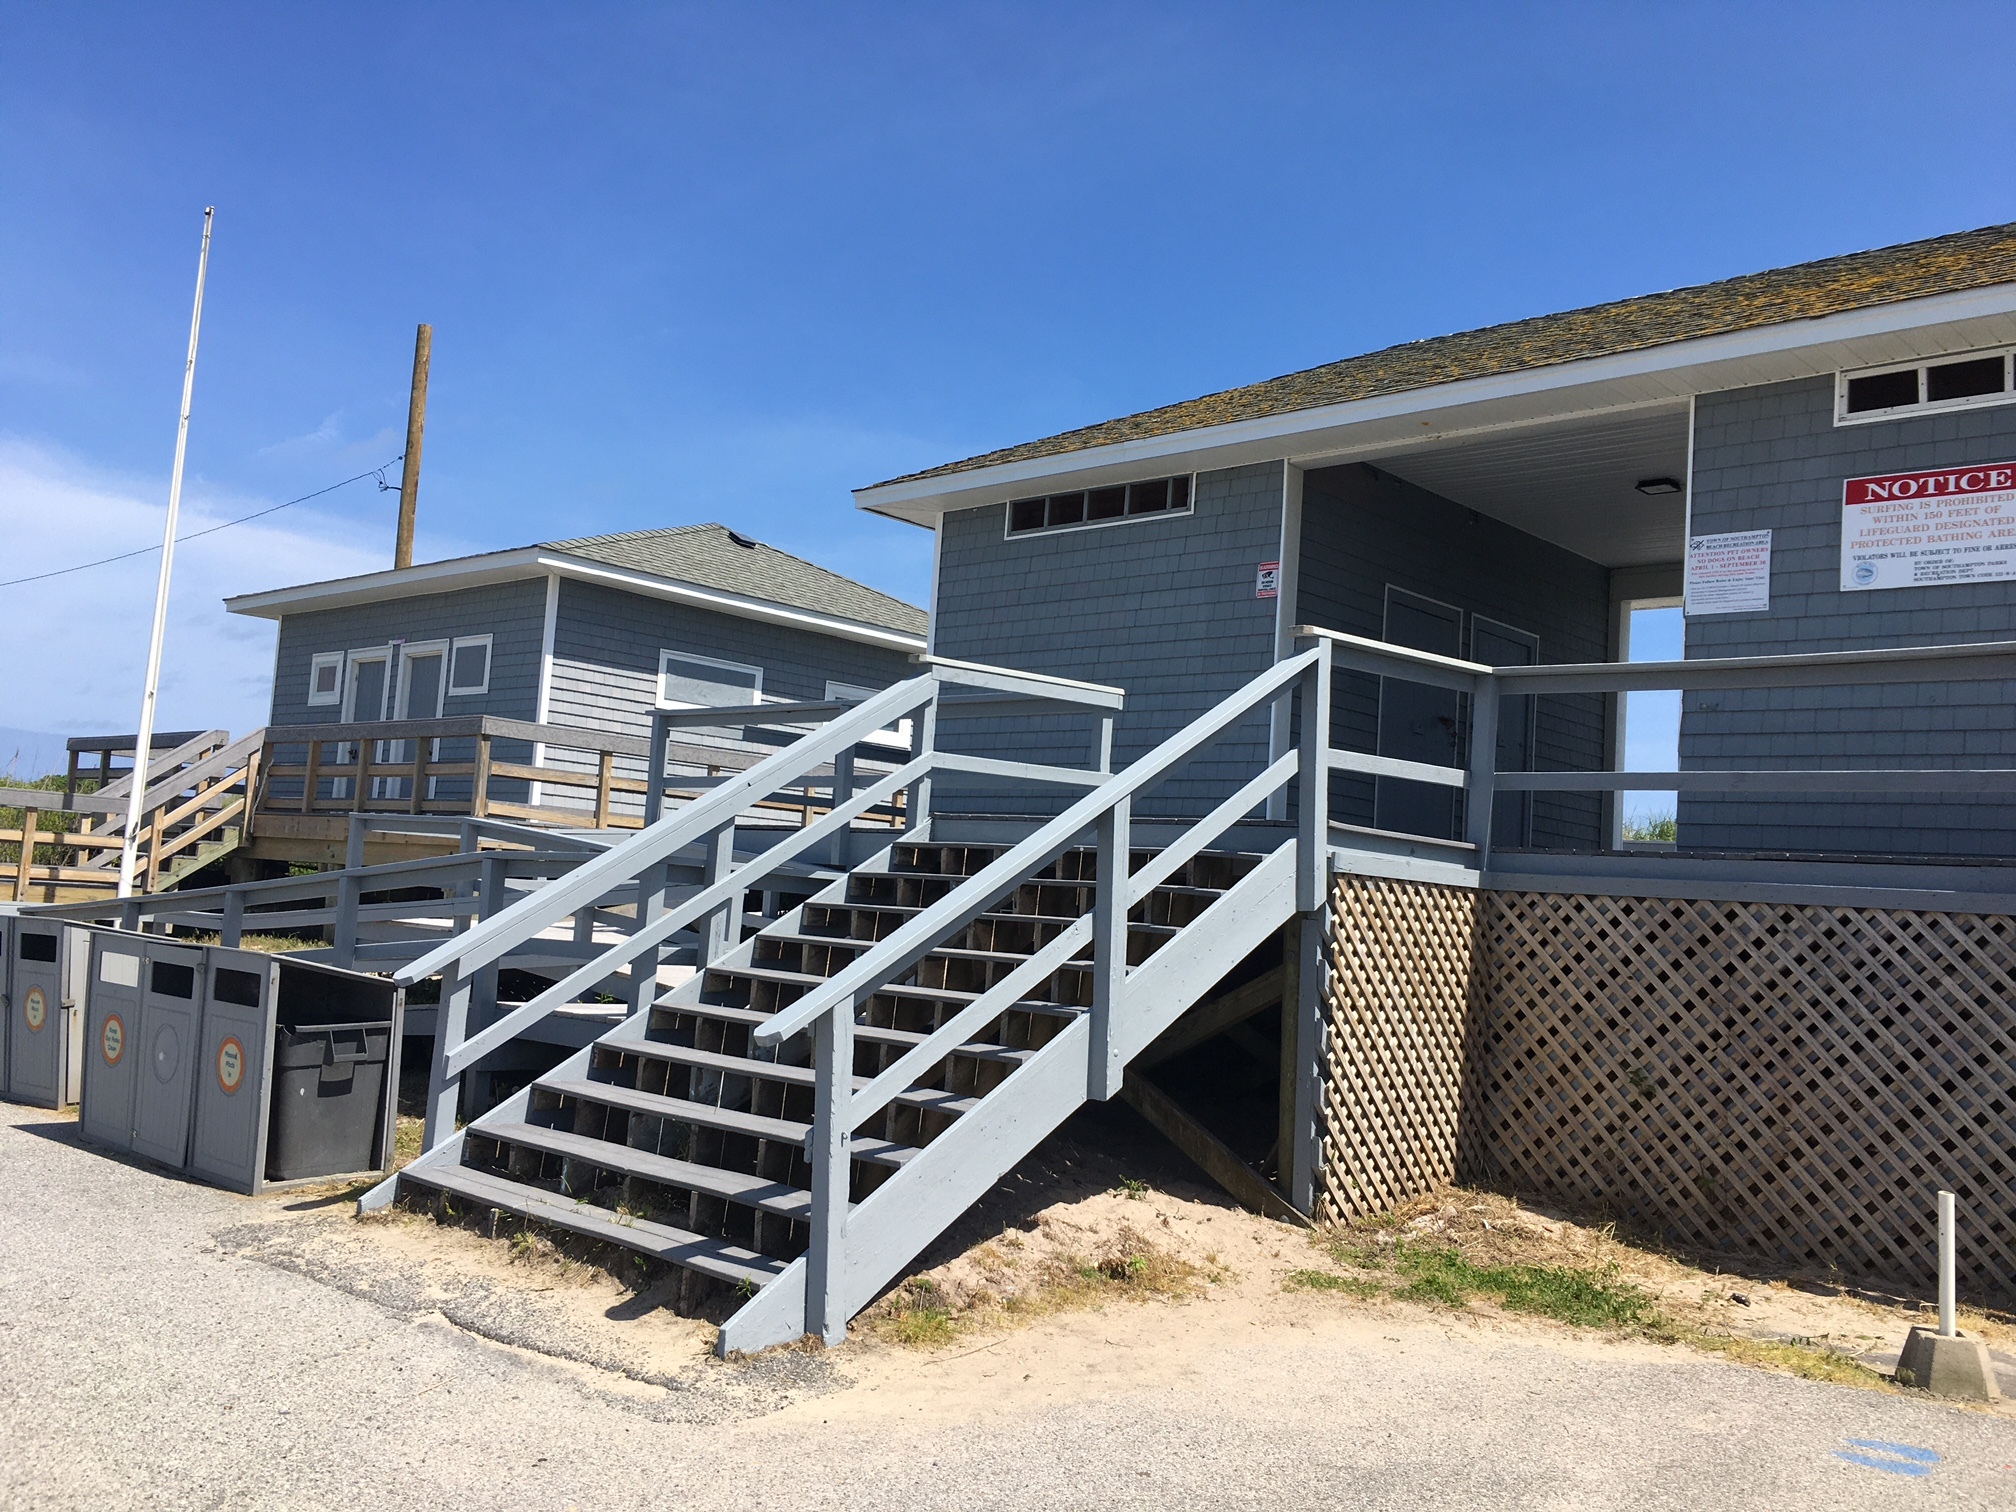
[874,221,2016,489]
[224,523,926,649]
[540,524,926,636]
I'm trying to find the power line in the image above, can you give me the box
[0,457,403,590]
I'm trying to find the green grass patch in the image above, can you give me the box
[1371,1241,1657,1328]
[1284,1269,1385,1299]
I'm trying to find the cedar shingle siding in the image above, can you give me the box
[931,462,1286,817]
[1681,375,2016,856]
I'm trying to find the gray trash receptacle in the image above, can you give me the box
[268,1019,392,1180]
[187,949,281,1193]
[6,919,90,1108]
[81,933,147,1151]
[130,942,206,1168]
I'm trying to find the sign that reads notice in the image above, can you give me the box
[1685,530,1772,616]
[1841,461,2016,591]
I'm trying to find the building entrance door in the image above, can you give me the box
[1375,588,1463,839]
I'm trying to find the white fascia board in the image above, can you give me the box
[222,548,550,618]
[535,555,927,652]
[222,547,927,653]
[857,281,2016,525]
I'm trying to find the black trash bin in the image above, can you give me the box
[268,1020,393,1180]
[264,958,401,1183]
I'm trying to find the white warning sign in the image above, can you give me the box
[1685,530,1772,616]
[1841,462,2016,591]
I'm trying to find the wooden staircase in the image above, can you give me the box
[393,838,1269,1314]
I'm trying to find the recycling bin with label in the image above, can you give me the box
[189,949,403,1192]
[4,916,91,1109]
[82,934,402,1192]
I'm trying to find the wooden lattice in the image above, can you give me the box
[1474,892,2016,1298]
[1315,875,1481,1225]
[1315,876,2016,1298]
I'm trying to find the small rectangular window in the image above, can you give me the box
[1127,479,1168,514]
[1845,368,1919,414]
[447,636,492,696]
[212,967,263,1007]
[19,931,58,963]
[307,652,344,707]
[1004,473,1196,537]
[150,960,196,999]
[1086,486,1127,521]
[1838,346,2016,424]
[1927,356,2006,403]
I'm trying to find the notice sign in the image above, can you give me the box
[1685,530,1772,615]
[1255,561,1280,599]
[1841,462,2016,591]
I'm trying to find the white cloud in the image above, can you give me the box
[0,437,390,738]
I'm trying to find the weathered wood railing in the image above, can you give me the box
[252,712,909,833]
[0,728,263,900]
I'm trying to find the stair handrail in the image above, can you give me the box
[754,645,1327,1053]
[775,642,1331,1342]
[393,674,943,989]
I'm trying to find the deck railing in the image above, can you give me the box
[252,711,912,833]
[1294,625,2016,868]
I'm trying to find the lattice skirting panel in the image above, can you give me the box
[1314,875,1481,1226]
[1314,877,2016,1300]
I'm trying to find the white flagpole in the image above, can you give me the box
[118,206,215,899]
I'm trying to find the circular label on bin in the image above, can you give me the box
[216,1036,246,1094]
[150,1023,181,1084]
[22,985,46,1032]
[101,1013,125,1065]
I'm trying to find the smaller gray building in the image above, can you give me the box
[225,524,925,819]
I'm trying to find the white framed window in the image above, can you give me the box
[307,652,344,707]
[447,634,493,697]
[1004,473,1194,538]
[1836,346,2016,425]
[824,680,876,703]
[658,649,763,709]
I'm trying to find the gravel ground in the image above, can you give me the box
[4,1104,2015,1511]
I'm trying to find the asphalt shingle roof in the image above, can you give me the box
[543,523,926,636]
[876,222,2016,490]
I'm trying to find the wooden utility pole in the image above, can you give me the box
[393,323,432,570]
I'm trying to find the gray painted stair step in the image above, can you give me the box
[398,1162,788,1288]
[648,1000,1042,1062]
[812,900,1181,935]
[757,929,1091,967]
[704,961,1077,1015]
[623,1041,983,1116]
[477,1121,817,1219]
[537,1075,920,1169]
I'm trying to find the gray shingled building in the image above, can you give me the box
[225,523,926,814]
[861,223,2016,859]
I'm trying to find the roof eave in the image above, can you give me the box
[857,280,2016,526]
[223,548,926,651]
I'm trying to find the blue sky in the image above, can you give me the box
[3,2,2014,757]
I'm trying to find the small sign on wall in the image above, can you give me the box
[1255,561,1281,599]
[1685,530,1772,616]
[1841,462,2016,591]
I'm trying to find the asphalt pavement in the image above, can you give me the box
[3,1105,2014,1511]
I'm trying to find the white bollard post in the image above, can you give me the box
[1938,1189,1957,1338]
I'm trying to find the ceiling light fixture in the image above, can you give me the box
[1635,477,1683,496]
